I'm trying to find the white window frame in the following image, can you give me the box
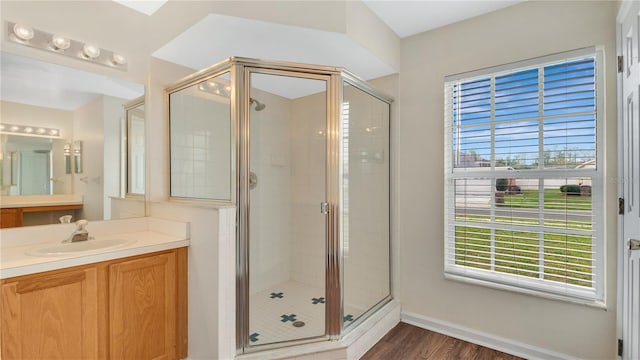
[443,47,605,305]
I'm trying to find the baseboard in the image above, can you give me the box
[401,311,577,360]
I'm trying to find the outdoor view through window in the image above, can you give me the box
[444,48,603,302]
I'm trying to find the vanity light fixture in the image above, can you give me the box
[6,21,128,71]
[0,123,61,138]
[12,23,34,41]
[82,43,101,59]
[51,34,71,50]
[112,53,127,65]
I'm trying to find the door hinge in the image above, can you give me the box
[619,197,625,215]
[618,338,623,357]
[618,56,624,73]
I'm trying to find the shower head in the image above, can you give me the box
[250,97,266,111]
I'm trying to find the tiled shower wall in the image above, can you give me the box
[169,89,231,200]
[249,88,293,294]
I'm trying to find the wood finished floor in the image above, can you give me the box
[361,322,524,360]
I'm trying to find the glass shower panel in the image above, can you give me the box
[248,72,327,346]
[342,83,390,327]
[169,72,232,201]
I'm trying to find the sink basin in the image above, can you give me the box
[27,238,135,256]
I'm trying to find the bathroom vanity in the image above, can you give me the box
[0,195,83,228]
[0,217,189,360]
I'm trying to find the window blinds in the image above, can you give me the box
[444,48,603,302]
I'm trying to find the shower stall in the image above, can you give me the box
[167,57,392,354]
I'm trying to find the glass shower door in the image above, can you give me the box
[246,71,328,346]
[341,83,391,328]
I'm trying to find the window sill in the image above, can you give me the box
[444,272,608,310]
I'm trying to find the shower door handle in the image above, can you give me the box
[320,202,329,215]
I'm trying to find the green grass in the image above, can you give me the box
[454,226,593,288]
[455,214,592,231]
[453,188,594,288]
[502,189,592,211]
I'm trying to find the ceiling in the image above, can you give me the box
[0,1,525,108]
[152,1,524,98]
[363,0,525,38]
[152,14,396,99]
[112,0,167,16]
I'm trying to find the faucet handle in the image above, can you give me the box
[75,219,88,230]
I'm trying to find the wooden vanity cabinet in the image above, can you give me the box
[1,266,99,359]
[0,248,188,360]
[0,208,23,228]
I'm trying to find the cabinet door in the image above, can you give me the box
[0,208,23,228]
[109,252,176,360]
[1,268,99,359]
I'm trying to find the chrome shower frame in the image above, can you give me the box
[166,57,394,355]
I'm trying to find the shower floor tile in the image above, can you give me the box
[249,281,325,345]
[248,281,367,346]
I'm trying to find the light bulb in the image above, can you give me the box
[51,35,70,50]
[49,129,59,136]
[0,124,5,131]
[112,53,127,65]
[36,128,46,134]
[83,44,101,59]
[13,23,34,41]
[24,127,33,133]
[10,126,20,132]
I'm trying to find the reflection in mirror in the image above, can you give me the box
[0,135,65,195]
[64,143,72,174]
[169,71,232,201]
[0,51,145,227]
[125,98,145,196]
[73,141,82,174]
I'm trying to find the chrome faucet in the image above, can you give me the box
[65,219,90,242]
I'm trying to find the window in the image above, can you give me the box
[444,48,604,303]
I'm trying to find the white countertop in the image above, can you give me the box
[1,194,83,208]
[0,217,190,279]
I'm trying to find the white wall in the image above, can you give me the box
[398,1,618,358]
[74,96,104,221]
[103,95,127,219]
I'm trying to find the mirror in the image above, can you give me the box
[0,51,145,225]
[0,135,67,194]
[125,97,145,197]
[73,140,82,174]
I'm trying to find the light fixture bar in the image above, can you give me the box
[6,21,127,71]
[0,123,61,138]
